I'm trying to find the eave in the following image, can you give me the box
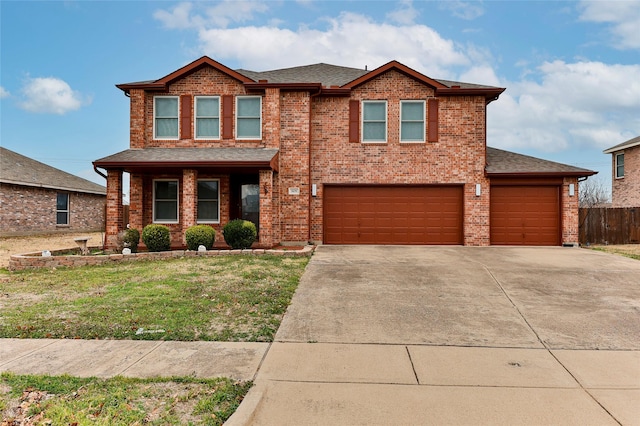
[343,60,448,90]
[487,171,598,179]
[436,87,506,103]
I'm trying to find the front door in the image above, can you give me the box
[230,174,260,234]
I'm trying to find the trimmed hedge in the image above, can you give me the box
[223,219,257,249]
[142,224,171,252]
[185,225,216,251]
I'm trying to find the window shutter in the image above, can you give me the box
[180,95,192,139]
[222,95,233,139]
[428,98,439,142]
[349,100,360,143]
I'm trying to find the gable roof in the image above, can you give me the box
[603,135,640,154]
[1,147,106,195]
[116,56,505,102]
[486,147,596,178]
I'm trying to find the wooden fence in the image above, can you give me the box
[579,207,640,245]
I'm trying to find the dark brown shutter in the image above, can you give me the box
[222,95,233,139]
[349,100,360,143]
[428,98,439,142]
[180,95,192,139]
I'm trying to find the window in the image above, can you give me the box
[400,101,425,142]
[362,101,387,143]
[153,180,179,223]
[195,96,220,139]
[154,97,179,139]
[236,96,261,139]
[197,180,220,223]
[56,193,69,225]
[615,153,624,178]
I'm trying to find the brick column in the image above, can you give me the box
[105,169,123,249]
[182,169,197,244]
[259,169,274,247]
[128,173,144,234]
[562,177,579,245]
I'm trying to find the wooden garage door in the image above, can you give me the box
[323,185,463,245]
[490,185,560,245]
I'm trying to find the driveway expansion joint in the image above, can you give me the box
[116,340,164,376]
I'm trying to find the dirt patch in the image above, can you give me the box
[0,232,105,269]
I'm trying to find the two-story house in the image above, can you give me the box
[94,56,595,249]
[604,136,640,207]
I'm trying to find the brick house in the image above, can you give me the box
[94,56,595,249]
[1,147,106,236]
[604,136,640,207]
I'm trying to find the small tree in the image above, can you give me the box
[579,176,610,208]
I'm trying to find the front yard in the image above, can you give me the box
[0,255,308,424]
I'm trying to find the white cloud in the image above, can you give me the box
[0,86,9,98]
[489,60,640,152]
[386,0,419,25]
[578,0,640,49]
[195,12,472,74]
[439,0,485,20]
[19,77,88,114]
[154,1,268,29]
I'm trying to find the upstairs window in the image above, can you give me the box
[362,101,387,143]
[56,193,69,225]
[236,96,261,139]
[195,96,220,139]
[154,97,179,139]
[400,101,425,143]
[615,153,624,178]
[153,180,179,223]
[197,180,220,223]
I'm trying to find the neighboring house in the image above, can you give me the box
[94,56,595,249]
[1,147,106,236]
[603,135,640,207]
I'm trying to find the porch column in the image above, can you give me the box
[105,169,123,249]
[259,169,274,247]
[182,169,197,245]
[128,173,144,234]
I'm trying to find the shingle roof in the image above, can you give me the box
[1,147,106,195]
[93,148,279,171]
[236,63,497,89]
[603,135,640,154]
[486,147,596,177]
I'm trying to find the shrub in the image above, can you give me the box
[142,224,171,252]
[123,228,140,253]
[223,219,257,249]
[185,225,216,251]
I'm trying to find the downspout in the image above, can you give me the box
[93,164,108,180]
[308,87,323,244]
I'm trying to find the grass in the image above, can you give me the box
[0,372,251,425]
[0,255,308,341]
[590,245,640,260]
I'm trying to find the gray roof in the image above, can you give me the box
[603,135,640,154]
[486,147,596,177]
[1,147,106,195]
[236,63,494,89]
[94,147,279,169]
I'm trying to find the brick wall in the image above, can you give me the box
[611,146,640,207]
[562,177,580,245]
[309,70,490,245]
[0,183,105,236]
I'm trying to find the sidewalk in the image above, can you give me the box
[0,338,268,381]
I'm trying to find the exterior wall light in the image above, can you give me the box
[475,183,481,197]
[569,183,575,197]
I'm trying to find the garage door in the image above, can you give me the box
[490,185,560,245]
[323,185,463,245]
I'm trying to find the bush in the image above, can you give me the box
[142,224,171,252]
[185,225,216,251]
[223,219,257,249]
[123,228,140,253]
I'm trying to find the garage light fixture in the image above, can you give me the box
[475,184,481,196]
[569,184,575,197]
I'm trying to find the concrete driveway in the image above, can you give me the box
[229,246,640,425]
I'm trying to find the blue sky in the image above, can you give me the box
[2,0,639,199]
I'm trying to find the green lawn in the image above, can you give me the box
[0,255,309,341]
[1,372,251,425]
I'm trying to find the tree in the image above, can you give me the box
[579,176,610,208]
